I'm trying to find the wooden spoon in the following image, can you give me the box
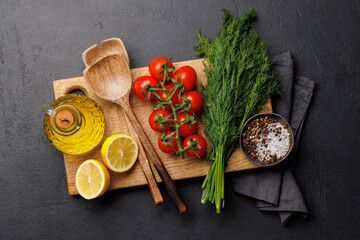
[82,38,163,205]
[83,42,187,213]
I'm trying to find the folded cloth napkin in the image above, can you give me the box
[232,52,315,225]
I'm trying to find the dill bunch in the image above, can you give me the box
[195,9,281,213]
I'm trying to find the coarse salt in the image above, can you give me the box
[256,122,290,161]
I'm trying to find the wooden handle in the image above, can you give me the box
[118,98,187,214]
[123,110,163,205]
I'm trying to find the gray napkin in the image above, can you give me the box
[232,52,315,225]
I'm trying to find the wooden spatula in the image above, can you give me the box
[82,38,130,67]
[82,38,162,205]
[82,39,187,213]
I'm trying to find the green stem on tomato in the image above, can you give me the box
[144,60,199,158]
[159,69,185,159]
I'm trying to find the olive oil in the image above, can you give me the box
[42,94,105,155]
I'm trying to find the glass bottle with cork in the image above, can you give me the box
[42,93,105,155]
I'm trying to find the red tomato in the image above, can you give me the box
[183,134,207,158]
[149,57,174,81]
[177,112,198,137]
[158,131,178,154]
[180,91,203,113]
[157,85,179,105]
[133,76,159,100]
[172,66,197,91]
[149,109,172,132]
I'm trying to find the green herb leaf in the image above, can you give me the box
[197,9,281,213]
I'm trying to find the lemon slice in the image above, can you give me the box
[101,134,139,173]
[75,159,110,200]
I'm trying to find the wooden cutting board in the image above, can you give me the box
[53,58,272,195]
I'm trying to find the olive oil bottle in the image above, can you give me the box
[42,94,105,155]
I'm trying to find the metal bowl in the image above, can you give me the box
[239,113,294,166]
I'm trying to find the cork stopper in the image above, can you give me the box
[55,110,74,129]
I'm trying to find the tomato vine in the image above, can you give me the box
[144,60,203,158]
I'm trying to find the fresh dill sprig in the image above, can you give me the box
[195,9,281,213]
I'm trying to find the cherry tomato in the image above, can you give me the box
[183,134,207,158]
[133,76,158,100]
[158,131,178,154]
[180,91,203,113]
[149,109,172,132]
[177,112,198,137]
[149,57,174,81]
[157,85,179,105]
[172,66,197,91]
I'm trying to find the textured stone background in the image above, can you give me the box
[1,0,359,239]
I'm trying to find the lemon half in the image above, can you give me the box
[101,134,139,173]
[75,159,110,200]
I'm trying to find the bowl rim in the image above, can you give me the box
[239,112,294,167]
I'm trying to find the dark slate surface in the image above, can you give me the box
[0,0,359,239]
